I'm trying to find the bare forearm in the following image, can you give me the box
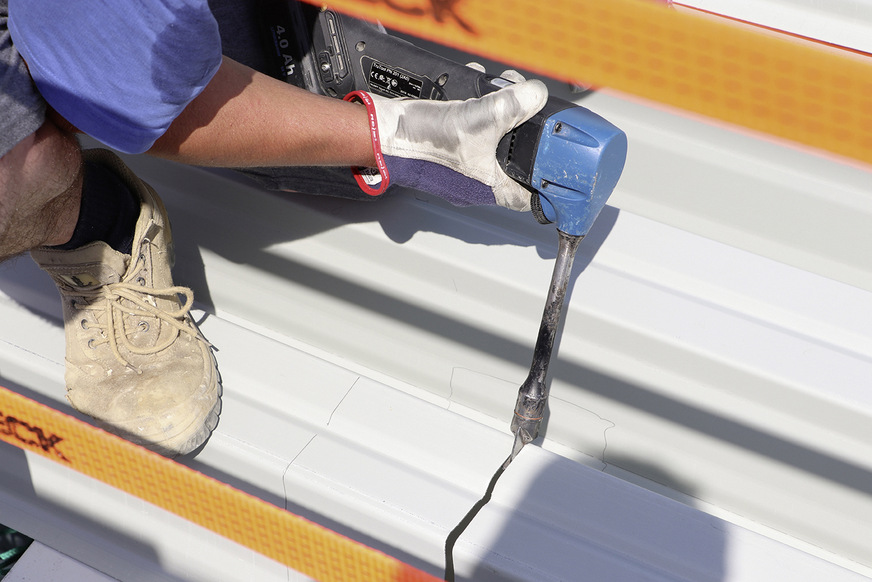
[148,56,376,168]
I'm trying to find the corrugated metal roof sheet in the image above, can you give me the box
[2,2,872,580]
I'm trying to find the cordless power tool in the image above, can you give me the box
[260,2,627,237]
[260,2,628,450]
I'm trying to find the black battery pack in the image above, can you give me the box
[257,1,576,214]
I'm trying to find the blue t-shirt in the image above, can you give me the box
[8,0,222,153]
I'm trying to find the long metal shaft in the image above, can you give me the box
[510,230,583,452]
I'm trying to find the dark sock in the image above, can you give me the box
[54,161,139,255]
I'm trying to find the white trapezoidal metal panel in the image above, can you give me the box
[2,2,872,578]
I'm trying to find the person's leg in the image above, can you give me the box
[1,1,219,457]
[1,126,221,457]
[0,119,82,262]
[0,0,81,261]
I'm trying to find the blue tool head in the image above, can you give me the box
[532,106,628,237]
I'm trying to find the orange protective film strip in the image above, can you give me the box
[0,385,440,582]
[307,0,872,167]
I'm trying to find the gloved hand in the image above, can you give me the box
[345,74,548,211]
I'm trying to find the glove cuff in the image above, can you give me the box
[343,91,391,196]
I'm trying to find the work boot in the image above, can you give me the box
[31,149,220,457]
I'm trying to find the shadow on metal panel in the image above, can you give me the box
[460,455,724,582]
[155,179,872,502]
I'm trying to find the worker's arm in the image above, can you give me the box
[148,56,377,169]
[149,56,547,210]
[10,0,545,209]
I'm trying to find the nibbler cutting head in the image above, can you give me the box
[508,104,627,452]
[523,104,628,237]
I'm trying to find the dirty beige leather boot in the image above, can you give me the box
[31,149,220,457]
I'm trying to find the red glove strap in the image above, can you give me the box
[344,91,390,196]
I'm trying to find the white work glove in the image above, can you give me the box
[345,73,548,211]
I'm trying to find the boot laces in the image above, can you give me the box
[71,257,203,372]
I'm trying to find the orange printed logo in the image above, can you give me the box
[0,412,70,463]
[358,0,476,33]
